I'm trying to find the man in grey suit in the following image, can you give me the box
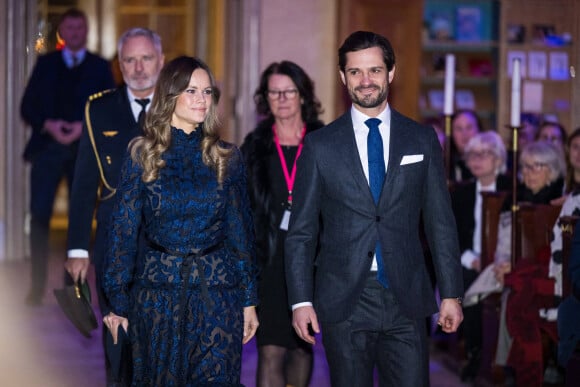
[285,31,464,386]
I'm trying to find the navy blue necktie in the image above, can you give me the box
[366,118,388,287]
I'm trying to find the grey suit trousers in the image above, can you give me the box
[321,275,429,387]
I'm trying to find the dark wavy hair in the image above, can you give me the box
[338,31,396,73]
[253,60,323,124]
[451,109,485,132]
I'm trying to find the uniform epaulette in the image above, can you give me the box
[88,88,114,101]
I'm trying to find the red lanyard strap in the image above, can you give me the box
[272,124,306,205]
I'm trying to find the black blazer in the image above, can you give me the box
[20,50,115,161]
[67,86,143,264]
[451,174,512,255]
[285,109,463,323]
[241,118,324,264]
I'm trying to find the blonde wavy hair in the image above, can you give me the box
[129,56,231,183]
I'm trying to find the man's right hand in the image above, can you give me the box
[64,258,90,283]
[292,305,320,345]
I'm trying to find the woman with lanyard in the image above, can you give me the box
[242,60,324,387]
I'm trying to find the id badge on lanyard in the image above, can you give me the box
[273,124,305,231]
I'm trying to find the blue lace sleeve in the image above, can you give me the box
[103,154,143,316]
[225,147,259,306]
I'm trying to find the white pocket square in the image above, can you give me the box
[400,154,424,165]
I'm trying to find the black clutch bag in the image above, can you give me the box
[53,281,98,338]
[106,324,132,382]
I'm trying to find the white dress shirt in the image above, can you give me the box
[62,48,86,68]
[460,180,496,269]
[127,89,154,122]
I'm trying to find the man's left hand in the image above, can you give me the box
[64,257,90,283]
[437,298,464,333]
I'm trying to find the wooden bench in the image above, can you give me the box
[514,202,562,264]
[478,191,508,383]
[510,203,562,384]
[480,191,509,267]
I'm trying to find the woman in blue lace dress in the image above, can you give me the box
[102,56,259,386]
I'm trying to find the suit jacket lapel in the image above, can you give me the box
[335,113,375,204]
[336,110,411,206]
[383,110,406,197]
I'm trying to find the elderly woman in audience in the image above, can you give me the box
[494,140,565,271]
[451,131,511,382]
[493,140,565,386]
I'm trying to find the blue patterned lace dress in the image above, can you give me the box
[103,126,258,386]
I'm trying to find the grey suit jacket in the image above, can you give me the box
[285,109,463,323]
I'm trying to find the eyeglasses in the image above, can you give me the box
[465,149,495,161]
[267,89,299,100]
[539,135,563,144]
[521,162,548,173]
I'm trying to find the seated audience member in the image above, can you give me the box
[449,110,484,183]
[550,129,580,303]
[550,127,580,208]
[564,128,580,194]
[451,131,510,382]
[494,141,565,270]
[537,121,567,151]
[493,141,565,386]
[520,112,542,149]
[549,192,580,317]
[423,116,445,149]
[507,112,542,172]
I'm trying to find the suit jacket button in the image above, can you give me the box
[376,216,381,222]
[368,251,373,258]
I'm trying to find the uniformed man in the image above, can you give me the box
[65,27,164,386]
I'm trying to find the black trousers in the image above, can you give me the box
[321,276,429,387]
[28,142,77,299]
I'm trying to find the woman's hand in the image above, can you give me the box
[550,194,569,207]
[242,306,259,344]
[493,261,512,285]
[103,312,129,345]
